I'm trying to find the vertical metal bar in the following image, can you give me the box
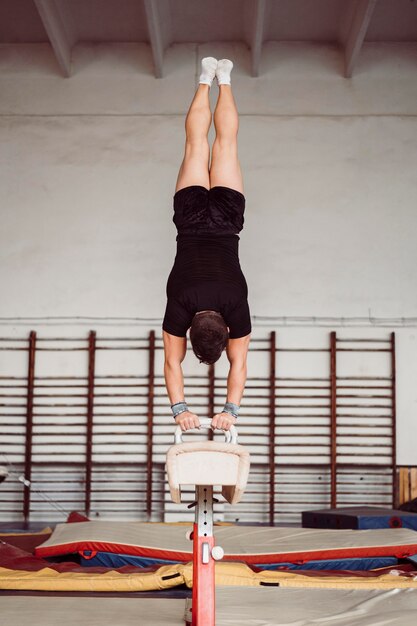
[207,363,215,441]
[269,331,276,526]
[146,330,156,519]
[23,331,37,526]
[192,485,215,626]
[85,330,96,517]
[330,331,337,508]
[390,331,397,508]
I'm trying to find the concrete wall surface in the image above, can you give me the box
[0,41,416,466]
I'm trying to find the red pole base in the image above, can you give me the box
[191,521,215,626]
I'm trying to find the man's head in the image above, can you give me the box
[189,310,229,365]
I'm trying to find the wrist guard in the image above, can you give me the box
[171,401,189,419]
[222,401,240,419]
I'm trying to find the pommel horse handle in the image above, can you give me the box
[174,417,238,445]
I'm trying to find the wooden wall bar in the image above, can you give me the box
[0,330,397,524]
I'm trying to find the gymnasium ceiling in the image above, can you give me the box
[0,0,416,78]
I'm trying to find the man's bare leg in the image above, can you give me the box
[175,84,212,193]
[210,83,244,194]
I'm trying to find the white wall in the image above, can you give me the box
[0,41,416,465]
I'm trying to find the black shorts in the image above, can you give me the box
[173,185,245,235]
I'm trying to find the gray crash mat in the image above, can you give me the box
[0,596,183,626]
[215,587,417,625]
[35,522,417,563]
[2,586,417,626]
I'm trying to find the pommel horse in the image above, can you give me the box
[166,418,250,626]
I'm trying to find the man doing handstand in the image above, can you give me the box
[163,57,251,432]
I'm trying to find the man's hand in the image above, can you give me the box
[211,412,237,431]
[175,410,200,432]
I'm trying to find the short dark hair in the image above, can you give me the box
[189,311,229,365]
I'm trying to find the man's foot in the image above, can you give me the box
[199,57,218,86]
[216,59,233,85]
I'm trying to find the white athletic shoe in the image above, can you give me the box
[199,57,218,86]
[216,59,233,85]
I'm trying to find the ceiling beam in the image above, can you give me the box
[249,0,268,77]
[144,0,171,78]
[34,0,73,78]
[343,0,378,78]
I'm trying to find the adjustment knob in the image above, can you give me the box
[211,545,224,561]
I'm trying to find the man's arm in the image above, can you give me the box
[211,333,251,430]
[163,330,200,431]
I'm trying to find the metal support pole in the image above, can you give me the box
[390,332,397,508]
[269,331,276,525]
[330,331,337,508]
[85,330,96,517]
[23,331,36,526]
[192,485,215,626]
[207,363,215,441]
[146,330,155,519]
